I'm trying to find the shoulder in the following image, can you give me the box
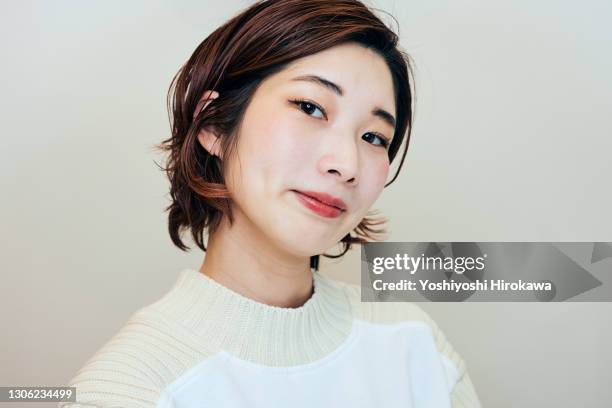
[322,274,468,386]
[322,274,446,327]
[58,307,210,408]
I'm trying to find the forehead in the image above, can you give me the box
[268,43,396,113]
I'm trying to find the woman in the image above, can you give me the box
[61,0,481,407]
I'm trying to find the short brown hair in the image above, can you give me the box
[155,0,415,270]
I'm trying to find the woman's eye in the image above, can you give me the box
[290,99,326,119]
[363,132,390,149]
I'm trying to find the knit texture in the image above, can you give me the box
[59,268,481,407]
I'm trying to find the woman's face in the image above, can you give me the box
[219,42,395,258]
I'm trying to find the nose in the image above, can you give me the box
[317,135,359,185]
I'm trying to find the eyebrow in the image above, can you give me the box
[290,74,396,129]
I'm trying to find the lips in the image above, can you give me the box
[292,190,345,218]
[292,190,347,211]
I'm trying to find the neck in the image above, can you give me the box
[149,267,355,366]
[199,213,314,308]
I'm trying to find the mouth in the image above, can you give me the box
[291,190,347,219]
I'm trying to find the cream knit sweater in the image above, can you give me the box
[59,268,481,407]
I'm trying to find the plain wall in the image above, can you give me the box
[1,1,611,407]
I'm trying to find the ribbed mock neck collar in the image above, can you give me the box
[150,268,354,367]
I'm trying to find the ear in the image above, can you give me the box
[193,90,223,159]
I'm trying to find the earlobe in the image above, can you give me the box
[197,127,223,159]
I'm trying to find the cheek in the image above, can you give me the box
[237,111,312,192]
[376,158,390,185]
[364,157,390,199]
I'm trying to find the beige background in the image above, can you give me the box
[1,0,611,407]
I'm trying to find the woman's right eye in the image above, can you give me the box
[289,99,326,120]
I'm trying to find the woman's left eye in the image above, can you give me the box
[363,132,390,149]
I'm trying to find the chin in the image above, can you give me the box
[277,231,335,257]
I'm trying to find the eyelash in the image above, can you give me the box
[288,99,390,149]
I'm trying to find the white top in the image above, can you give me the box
[59,268,482,407]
